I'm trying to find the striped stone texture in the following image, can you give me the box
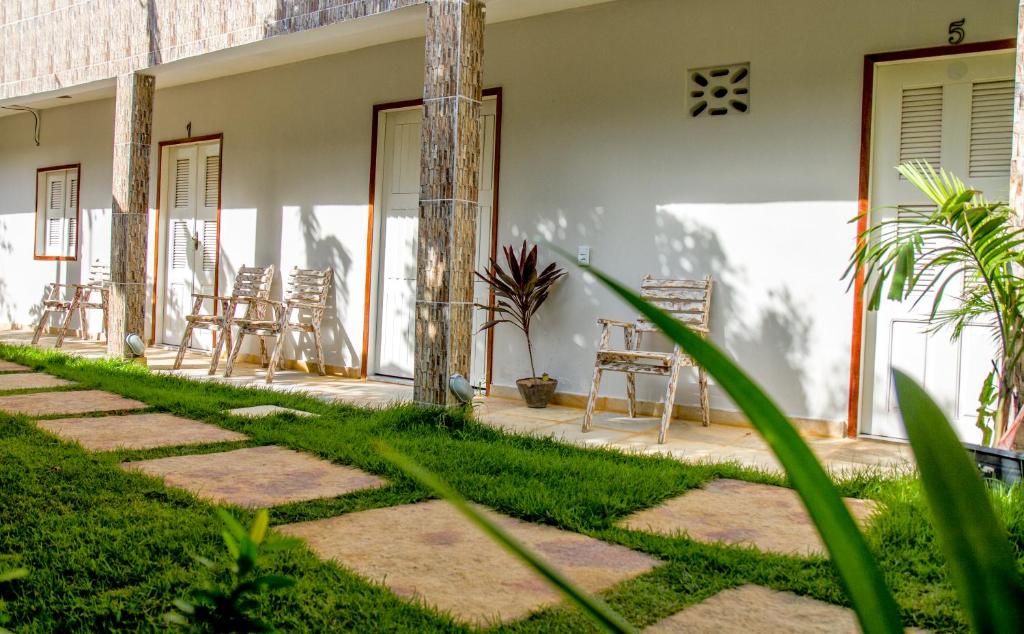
[414,0,484,406]
[1,1,424,101]
[107,73,155,358]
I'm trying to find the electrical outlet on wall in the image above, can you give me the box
[577,245,591,266]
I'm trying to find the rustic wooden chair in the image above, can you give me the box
[172,264,275,375]
[224,267,333,384]
[582,275,713,443]
[31,260,110,348]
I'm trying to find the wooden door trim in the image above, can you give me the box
[360,88,503,388]
[149,133,224,345]
[847,39,1015,437]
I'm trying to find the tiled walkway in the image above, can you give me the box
[0,352,891,629]
[0,330,911,475]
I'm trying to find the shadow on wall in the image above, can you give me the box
[144,0,162,66]
[508,204,835,418]
[286,206,357,367]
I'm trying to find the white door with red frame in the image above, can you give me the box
[863,51,1013,442]
[161,141,221,350]
[373,99,498,386]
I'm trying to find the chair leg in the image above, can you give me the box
[313,327,326,375]
[582,366,603,432]
[224,331,246,378]
[698,366,711,427]
[173,323,195,370]
[626,372,637,418]
[79,306,89,340]
[259,336,269,367]
[659,362,683,444]
[266,332,286,384]
[31,310,50,345]
[208,327,227,376]
[55,304,76,349]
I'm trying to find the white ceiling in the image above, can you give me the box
[0,0,613,117]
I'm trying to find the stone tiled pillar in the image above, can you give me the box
[414,0,485,405]
[107,73,155,358]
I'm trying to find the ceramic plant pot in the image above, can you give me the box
[516,377,558,408]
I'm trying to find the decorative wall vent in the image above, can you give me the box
[688,63,749,117]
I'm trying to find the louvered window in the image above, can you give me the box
[171,220,190,269]
[899,86,943,173]
[201,220,217,272]
[204,155,220,207]
[36,166,80,259]
[969,79,1014,178]
[173,158,191,207]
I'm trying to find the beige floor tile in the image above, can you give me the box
[647,584,861,633]
[122,445,385,508]
[618,479,878,556]
[38,413,248,451]
[278,500,659,625]
[0,360,31,372]
[0,373,73,391]
[0,390,146,417]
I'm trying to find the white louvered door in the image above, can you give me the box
[40,168,78,258]
[161,141,221,350]
[864,51,1013,441]
[373,99,499,383]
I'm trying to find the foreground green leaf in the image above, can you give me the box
[892,370,1024,633]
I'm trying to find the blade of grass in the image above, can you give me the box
[376,442,637,634]
[892,370,1024,633]
[565,256,903,634]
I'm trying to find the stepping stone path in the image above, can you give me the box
[0,360,31,372]
[647,584,866,633]
[38,413,248,451]
[278,499,659,625]
[123,445,385,508]
[0,373,73,391]
[618,479,878,556]
[0,389,146,417]
[227,404,315,418]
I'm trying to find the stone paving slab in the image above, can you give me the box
[0,390,147,417]
[646,584,862,633]
[122,445,385,507]
[0,360,31,372]
[618,479,878,556]
[278,499,659,625]
[227,405,315,418]
[0,373,73,391]
[38,413,249,451]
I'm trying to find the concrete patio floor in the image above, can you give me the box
[1,330,912,475]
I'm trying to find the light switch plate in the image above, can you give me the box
[577,245,591,266]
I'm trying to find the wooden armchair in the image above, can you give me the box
[224,267,333,384]
[172,264,275,374]
[582,275,713,443]
[31,260,110,348]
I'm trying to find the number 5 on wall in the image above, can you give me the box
[948,18,966,45]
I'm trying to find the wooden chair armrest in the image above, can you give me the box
[286,300,325,310]
[597,318,635,329]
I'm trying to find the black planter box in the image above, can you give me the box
[965,443,1024,485]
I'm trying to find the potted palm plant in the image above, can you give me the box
[847,161,1024,476]
[476,241,567,408]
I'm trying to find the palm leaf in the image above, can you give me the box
[891,370,1024,632]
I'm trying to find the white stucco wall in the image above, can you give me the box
[0,0,1016,423]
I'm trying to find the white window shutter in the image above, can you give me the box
[173,158,191,208]
[201,220,217,272]
[204,155,220,208]
[899,85,943,172]
[969,79,1014,178]
[66,174,78,253]
[171,220,189,269]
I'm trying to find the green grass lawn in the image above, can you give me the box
[0,343,1021,632]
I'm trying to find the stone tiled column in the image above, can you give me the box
[414,0,485,405]
[107,73,155,358]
